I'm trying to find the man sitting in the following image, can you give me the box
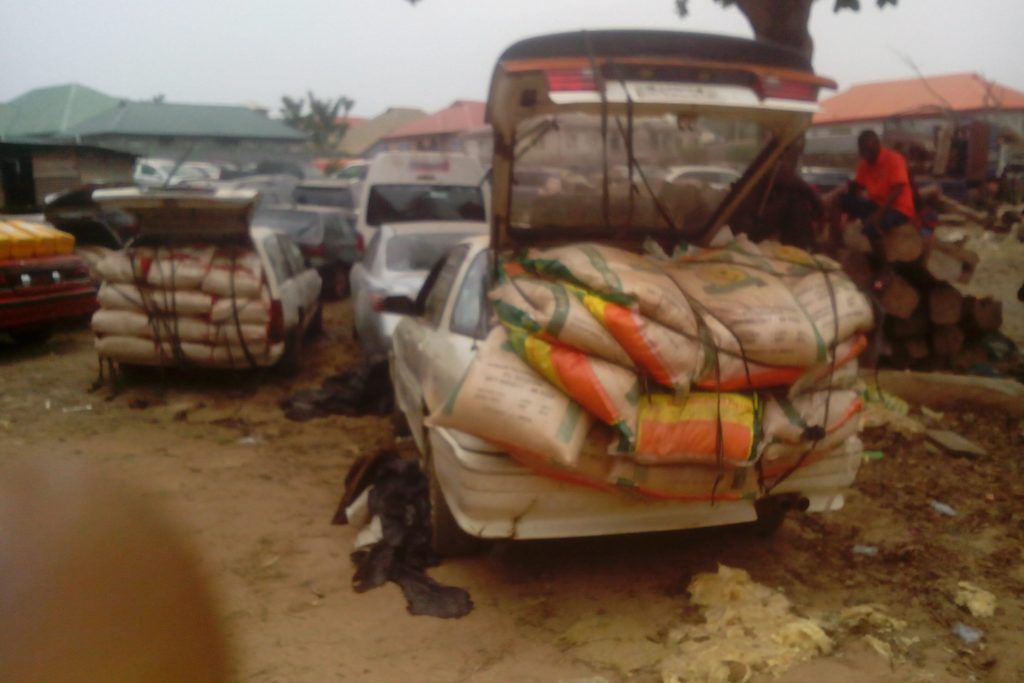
[840,130,916,237]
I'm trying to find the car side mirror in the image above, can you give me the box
[379,295,419,316]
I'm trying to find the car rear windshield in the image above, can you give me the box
[254,210,320,237]
[366,184,485,226]
[293,186,354,209]
[510,111,769,240]
[385,232,474,271]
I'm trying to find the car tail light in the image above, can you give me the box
[0,271,7,287]
[370,290,387,312]
[756,75,819,102]
[301,243,325,257]
[545,68,598,92]
[356,233,365,254]
[268,300,285,343]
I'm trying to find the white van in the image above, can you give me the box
[354,152,489,246]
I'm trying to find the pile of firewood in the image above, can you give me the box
[837,218,1003,371]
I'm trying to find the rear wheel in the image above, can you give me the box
[324,266,350,300]
[423,429,484,558]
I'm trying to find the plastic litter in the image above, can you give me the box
[952,622,983,644]
[862,450,885,461]
[852,545,879,557]
[929,499,958,517]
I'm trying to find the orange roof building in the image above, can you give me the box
[375,100,485,154]
[813,73,1024,126]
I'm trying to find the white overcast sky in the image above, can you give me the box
[2,0,1021,117]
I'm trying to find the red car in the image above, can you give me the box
[1,223,97,342]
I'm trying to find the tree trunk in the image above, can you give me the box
[735,0,815,60]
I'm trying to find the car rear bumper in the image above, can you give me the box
[429,426,858,540]
[0,283,97,331]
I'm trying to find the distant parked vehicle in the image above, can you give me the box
[333,161,369,182]
[349,222,487,358]
[216,175,299,207]
[799,166,853,195]
[665,165,741,190]
[133,159,217,188]
[253,205,359,299]
[1,219,97,343]
[292,179,357,211]
[354,152,488,245]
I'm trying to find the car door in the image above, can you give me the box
[261,234,300,330]
[279,235,321,325]
[350,230,381,340]
[392,243,469,446]
[421,248,490,414]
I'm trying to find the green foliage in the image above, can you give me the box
[675,0,897,17]
[280,92,356,154]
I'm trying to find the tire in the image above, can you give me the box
[423,430,484,558]
[280,328,304,376]
[324,266,350,301]
[308,306,323,336]
[10,327,51,345]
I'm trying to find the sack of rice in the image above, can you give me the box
[95,248,154,284]
[202,250,264,298]
[626,391,760,467]
[490,273,634,368]
[91,309,213,344]
[762,390,864,445]
[574,286,703,391]
[210,290,271,325]
[97,282,147,312]
[504,326,640,448]
[146,246,215,290]
[211,322,269,346]
[428,327,592,467]
[519,243,698,335]
[95,335,160,363]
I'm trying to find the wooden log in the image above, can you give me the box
[882,222,924,263]
[952,342,988,371]
[838,249,875,292]
[928,283,964,325]
[841,219,874,255]
[924,242,979,284]
[962,296,1003,334]
[931,324,966,357]
[879,272,920,319]
[888,336,930,369]
[861,369,1024,418]
[886,307,929,339]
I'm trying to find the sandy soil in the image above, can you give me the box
[1,268,1022,682]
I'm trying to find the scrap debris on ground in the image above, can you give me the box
[279,359,393,421]
[334,451,473,619]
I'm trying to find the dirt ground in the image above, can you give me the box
[0,227,1022,683]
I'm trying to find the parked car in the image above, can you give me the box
[133,159,217,188]
[665,165,742,190]
[333,161,369,182]
[354,151,488,245]
[799,166,853,195]
[292,179,357,211]
[252,205,359,299]
[350,222,487,359]
[90,188,321,371]
[1,219,97,343]
[386,29,852,555]
[215,174,299,207]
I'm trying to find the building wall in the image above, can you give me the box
[80,135,310,165]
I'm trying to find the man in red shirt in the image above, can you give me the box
[840,130,916,236]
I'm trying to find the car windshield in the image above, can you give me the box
[366,184,485,225]
[385,232,474,272]
[294,186,353,209]
[510,111,769,239]
[253,209,320,237]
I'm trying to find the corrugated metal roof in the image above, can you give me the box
[338,107,427,156]
[814,73,1024,126]
[382,100,485,140]
[65,101,306,141]
[0,84,120,139]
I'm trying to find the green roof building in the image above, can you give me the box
[0,84,120,140]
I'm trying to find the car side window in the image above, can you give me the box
[278,236,306,276]
[422,245,469,328]
[262,236,290,284]
[450,250,490,339]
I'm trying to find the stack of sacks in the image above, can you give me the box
[430,236,874,501]
[91,245,284,368]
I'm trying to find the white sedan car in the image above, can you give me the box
[350,222,486,359]
[387,236,859,556]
